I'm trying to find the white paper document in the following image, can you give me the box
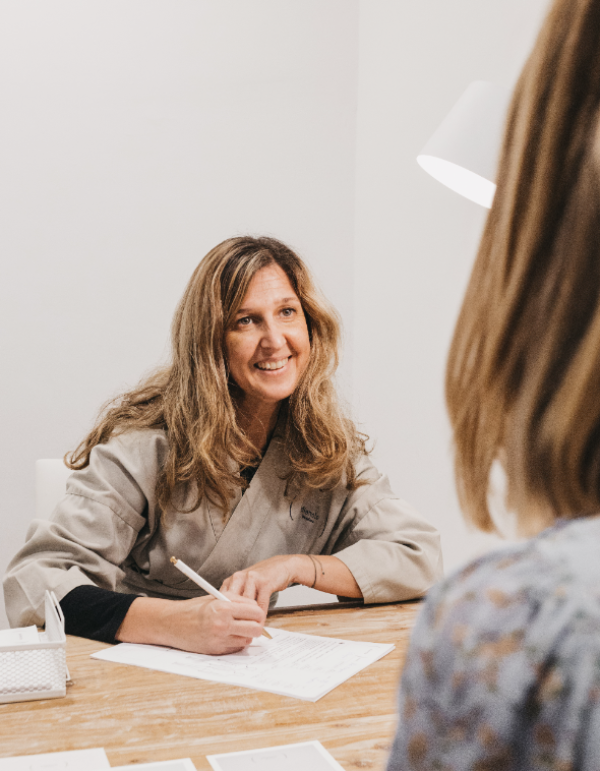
[0,625,40,646]
[207,741,345,771]
[0,748,109,770]
[111,761,197,771]
[91,627,394,701]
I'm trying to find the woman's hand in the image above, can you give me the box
[115,592,266,655]
[221,554,363,611]
[220,555,308,612]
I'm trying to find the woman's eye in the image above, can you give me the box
[237,316,252,327]
[281,307,296,318]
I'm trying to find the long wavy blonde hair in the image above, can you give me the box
[446,0,600,534]
[67,236,367,516]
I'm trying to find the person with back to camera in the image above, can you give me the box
[4,236,442,655]
[387,1,600,768]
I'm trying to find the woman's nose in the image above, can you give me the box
[260,320,286,350]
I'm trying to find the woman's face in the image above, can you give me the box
[225,263,310,409]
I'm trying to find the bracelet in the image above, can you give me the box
[308,555,325,589]
[314,556,325,581]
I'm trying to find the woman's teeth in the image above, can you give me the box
[256,358,288,370]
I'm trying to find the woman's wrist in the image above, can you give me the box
[116,596,182,647]
[291,554,326,589]
[291,554,362,598]
[289,554,317,588]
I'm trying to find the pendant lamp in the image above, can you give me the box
[417,81,511,208]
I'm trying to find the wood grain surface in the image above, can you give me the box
[0,601,421,770]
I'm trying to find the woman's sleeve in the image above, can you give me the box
[326,456,443,603]
[60,585,138,644]
[2,430,166,627]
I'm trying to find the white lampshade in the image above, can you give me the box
[417,81,511,208]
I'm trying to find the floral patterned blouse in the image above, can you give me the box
[387,516,600,771]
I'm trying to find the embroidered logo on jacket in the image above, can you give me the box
[289,500,327,538]
[289,502,319,524]
[300,506,319,524]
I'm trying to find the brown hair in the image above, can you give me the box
[67,236,367,516]
[446,0,600,533]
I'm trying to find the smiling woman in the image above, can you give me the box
[3,236,442,655]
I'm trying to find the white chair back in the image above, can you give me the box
[35,459,73,521]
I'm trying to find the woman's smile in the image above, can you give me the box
[255,356,292,371]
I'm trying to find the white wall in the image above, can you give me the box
[1,0,555,629]
[353,0,551,574]
[0,0,359,628]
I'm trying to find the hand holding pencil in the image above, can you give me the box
[115,559,268,656]
[171,557,272,639]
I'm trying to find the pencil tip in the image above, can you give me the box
[170,556,177,564]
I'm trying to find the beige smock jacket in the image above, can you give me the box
[4,427,443,627]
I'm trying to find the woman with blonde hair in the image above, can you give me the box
[388,0,600,768]
[4,236,441,654]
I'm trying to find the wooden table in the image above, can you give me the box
[0,601,420,770]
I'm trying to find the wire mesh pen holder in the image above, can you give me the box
[0,590,67,704]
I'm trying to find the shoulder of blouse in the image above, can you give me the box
[415,516,600,662]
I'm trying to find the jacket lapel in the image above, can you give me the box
[197,420,290,585]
